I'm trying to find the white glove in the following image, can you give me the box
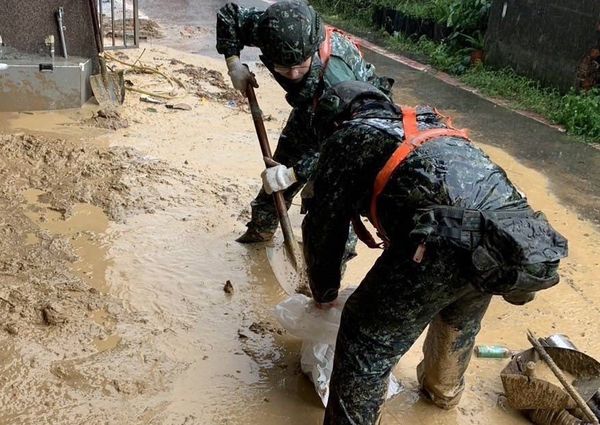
[261,164,297,195]
[225,55,258,92]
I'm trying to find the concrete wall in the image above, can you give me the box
[0,0,98,64]
[486,0,600,92]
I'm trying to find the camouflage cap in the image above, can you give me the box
[257,0,324,66]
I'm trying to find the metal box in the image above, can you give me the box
[0,55,92,111]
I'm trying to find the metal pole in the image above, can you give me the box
[110,0,115,47]
[57,7,68,59]
[133,0,139,47]
[99,0,103,46]
[122,0,127,47]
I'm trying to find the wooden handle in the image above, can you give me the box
[527,330,599,424]
[245,85,301,269]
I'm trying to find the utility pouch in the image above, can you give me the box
[471,211,568,295]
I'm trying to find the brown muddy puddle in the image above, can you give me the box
[21,188,120,355]
[22,188,111,294]
[0,106,108,142]
[7,138,597,424]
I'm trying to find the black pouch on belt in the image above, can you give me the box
[411,207,568,295]
[471,210,568,295]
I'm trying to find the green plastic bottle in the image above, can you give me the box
[474,345,512,358]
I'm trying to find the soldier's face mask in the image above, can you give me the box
[273,57,312,82]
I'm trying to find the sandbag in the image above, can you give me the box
[274,287,402,406]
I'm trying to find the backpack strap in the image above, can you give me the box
[368,108,469,246]
[318,26,362,70]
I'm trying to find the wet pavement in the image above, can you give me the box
[366,50,600,225]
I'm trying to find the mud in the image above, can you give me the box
[104,18,164,40]
[0,7,598,425]
[85,108,130,130]
[172,62,246,104]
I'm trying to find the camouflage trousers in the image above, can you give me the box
[324,244,492,425]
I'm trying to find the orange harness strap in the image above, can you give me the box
[318,26,363,71]
[369,108,469,245]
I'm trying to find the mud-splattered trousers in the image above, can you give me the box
[216,3,393,236]
[324,244,492,424]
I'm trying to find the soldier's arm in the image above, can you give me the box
[216,3,263,58]
[302,130,360,303]
[277,108,319,183]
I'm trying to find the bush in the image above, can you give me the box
[444,0,491,34]
[552,89,600,141]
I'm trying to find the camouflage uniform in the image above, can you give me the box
[216,1,393,237]
[303,85,565,424]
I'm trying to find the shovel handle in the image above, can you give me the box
[245,85,300,268]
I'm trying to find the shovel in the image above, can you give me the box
[87,0,125,108]
[90,56,125,107]
[245,86,309,295]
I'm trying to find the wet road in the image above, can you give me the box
[367,51,600,225]
[140,0,599,225]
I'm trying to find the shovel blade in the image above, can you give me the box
[90,70,125,107]
[266,238,310,296]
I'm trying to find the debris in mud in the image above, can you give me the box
[86,108,129,130]
[179,25,208,38]
[140,95,165,105]
[249,320,284,336]
[166,103,192,111]
[174,64,229,90]
[172,64,247,107]
[223,280,234,294]
[4,323,18,335]
[501,336,600,425]
[41,304,68,326]
[103,18,163,40]
[237,330,249,340]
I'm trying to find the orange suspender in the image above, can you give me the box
[369,107,469,245]
[318,26,363,71]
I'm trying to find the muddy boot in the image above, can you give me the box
[235,227,274,244]
[417,315,467,409]
[417,290,491,409]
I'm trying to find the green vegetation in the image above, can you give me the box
[552,89,600,141]
[310,0,600,143]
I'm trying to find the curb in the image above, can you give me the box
[349,34,567,133]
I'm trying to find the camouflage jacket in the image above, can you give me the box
[302,104,527,303]
[216,3,393,179]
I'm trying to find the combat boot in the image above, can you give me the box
[235,227,275,243]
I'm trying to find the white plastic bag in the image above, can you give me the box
[274,287,402,406]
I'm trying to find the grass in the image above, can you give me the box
[310,3,600,144]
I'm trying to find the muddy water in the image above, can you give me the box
[0,30,599,425]
[23,188,111,294]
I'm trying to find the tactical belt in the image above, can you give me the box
[410,206,533,251]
